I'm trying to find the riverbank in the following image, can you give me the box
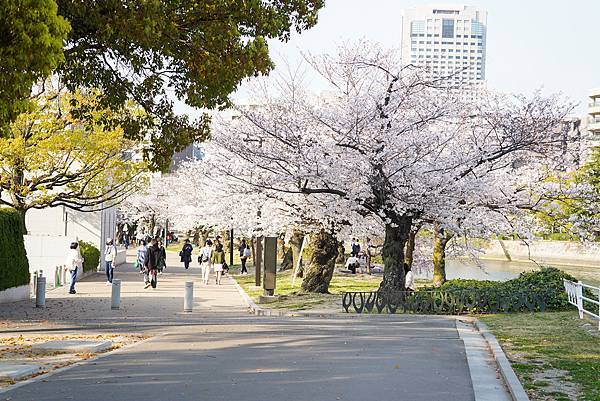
[480,312,600,401]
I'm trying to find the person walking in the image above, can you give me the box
[65,242,83,294]
[136,240,148,274]
[198,239,213,285]
[180,239,193,270]
[104,238,117,285]
[404,263,415,293]
[350,238,361,257]
[144,239,161,289]
[157,239,167,274]
[239,239,251,274]
[211,243,226,285]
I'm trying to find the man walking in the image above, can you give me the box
[104,238,117,285]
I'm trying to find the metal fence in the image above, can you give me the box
[342,289,552,315]
[563,279,600,330]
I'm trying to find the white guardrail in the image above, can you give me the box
[563,279,600,330]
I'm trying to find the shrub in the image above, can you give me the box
[0,208,30,291]
[78,241,100,272]
[419,267,577,313]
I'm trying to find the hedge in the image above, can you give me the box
[0,208,30,291]
[431,267,578,313]
[78,241,100,272]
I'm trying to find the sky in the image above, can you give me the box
[178,0,600,117]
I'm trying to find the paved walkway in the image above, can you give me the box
[0,251,510,401]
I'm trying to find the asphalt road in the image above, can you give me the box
[2,315,473,401]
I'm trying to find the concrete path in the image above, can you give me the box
[0,250,510,401]
[0,251,247,334]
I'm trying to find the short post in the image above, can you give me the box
[111,279,121,310]
[55,266,61,287]
[184,281,194,312]
[35,276,46,308]
[576,281,584,319]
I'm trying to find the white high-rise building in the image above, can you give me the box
[589,88,600,138]
[401,4,487,87]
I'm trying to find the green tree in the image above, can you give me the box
[0,89,147,232]
[0,0,70,130]
[54,0,324,170]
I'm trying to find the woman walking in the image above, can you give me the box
[157,239,167,274]
[136,240,147,274]
[211,243,226,285]
[198,239,213,285]
[144,238,161,289]
[180,239,193,270]
[65,242,83,294]
[104,238,117,285]
[239,239,250,274]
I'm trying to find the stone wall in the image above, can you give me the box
[481,239,600,267]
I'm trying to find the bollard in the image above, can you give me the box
[184,281,194,312]
[111,279,121,310]
[35,276,46,308]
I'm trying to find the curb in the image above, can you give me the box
[473,319,530,401]
[0,333,166,395]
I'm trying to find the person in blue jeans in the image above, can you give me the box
[104,238,117,285]
[65,242,83,294]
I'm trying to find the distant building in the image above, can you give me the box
[589,88,600,138]
[401,4,487,88]
[169,143,203,172]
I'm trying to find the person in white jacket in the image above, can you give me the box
[65,242,84,294]
[198,239,213,285]
[104,238,117,285]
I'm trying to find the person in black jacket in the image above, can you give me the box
[144,239,161,289]
[180,239,193,269]
[157,238,167,273]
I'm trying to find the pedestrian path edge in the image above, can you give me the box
[473,320,530,401]
[0,333,168,396]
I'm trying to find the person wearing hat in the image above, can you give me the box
[104,238,118,285]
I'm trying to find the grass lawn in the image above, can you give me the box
[233,268,384,311]
[480,312,600,401]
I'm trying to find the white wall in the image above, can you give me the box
[26,206,102,246]
[24,235,74,286]
[0,285,29,304]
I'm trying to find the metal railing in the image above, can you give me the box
[563,279,600,330]
[342,289,552,315]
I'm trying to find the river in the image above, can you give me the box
[413,258,600,287]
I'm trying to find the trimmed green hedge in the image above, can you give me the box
[79,241,100,272]
[0,208,30,291]
[432,267,578,312]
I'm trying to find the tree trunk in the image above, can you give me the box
[277,236,286,259]
[404,225,421,267]
[379,216,412,293]
[301,229,338,293]
[289,230,305,277]
[432,222,454,287]
[279,245,293,271]
[335,240,346,264]
[17,208,28,234]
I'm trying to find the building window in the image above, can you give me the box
[442,19,455,38]
[411,20,425,35]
